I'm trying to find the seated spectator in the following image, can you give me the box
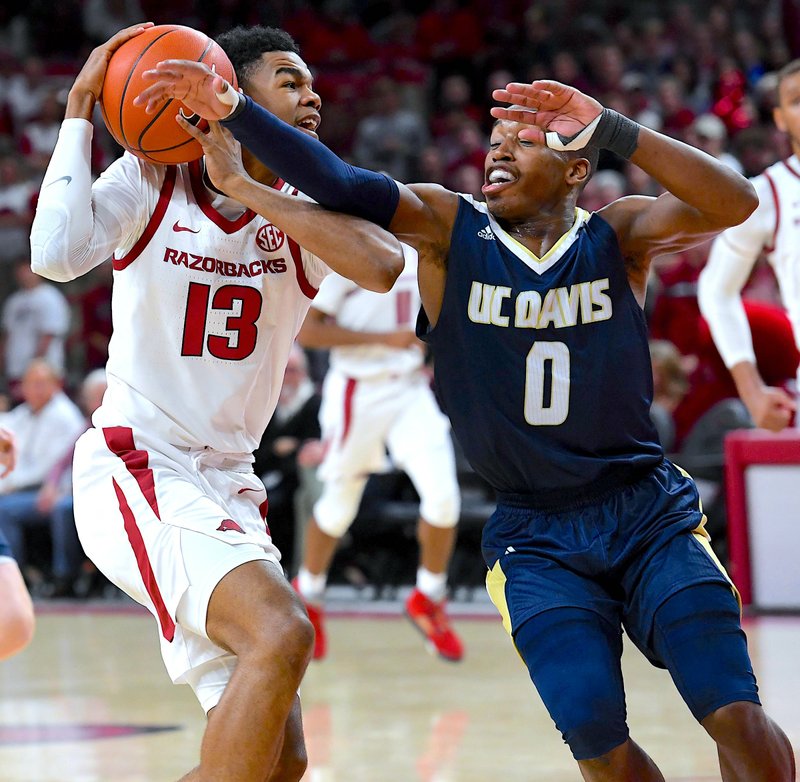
[35,369,107,597]
[685,113,743,173]
[649,339,691,452]
[0,360,85,586]
[1,259,71,401]
[352,77,428,182]
[253,344,322,574]
[578,169,626,212]
[0,157,38,264]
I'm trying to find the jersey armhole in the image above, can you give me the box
[113,166,177,271]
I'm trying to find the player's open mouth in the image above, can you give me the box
[296,114,321,135]
[482,166,518,195]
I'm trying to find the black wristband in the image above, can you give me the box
[592,108,640,159]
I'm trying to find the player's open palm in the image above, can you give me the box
[491,80,602,145]
[137,61,235,121]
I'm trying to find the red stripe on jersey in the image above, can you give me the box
[288,238,318,298]
[188,161,286,233]
[783,157,800,180]
[764,170,780,253]
[341,377,357,442]
[112,477,175,642]
[103,427,161,520]
[114,166,177,271]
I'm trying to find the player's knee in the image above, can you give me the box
[419,489,461,529]
[702,700,769,746]
[313,481,363,538]
[562,707,629,760]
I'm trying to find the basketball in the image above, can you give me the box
[100,25,237,165]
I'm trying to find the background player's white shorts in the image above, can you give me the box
[72,425,281,712]
[314,370,461,534]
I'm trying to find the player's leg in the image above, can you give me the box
[177,695,305,782]
[649,582,795,781]
[618,462,795,781]
[192,559,312,781]
[512,607,664,780]
[294,475,368,659]
[387,382,463,659]
[0,546,35,660]
[294,373,385,659]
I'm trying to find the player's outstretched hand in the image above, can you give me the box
[68,22,154,119]
[0,427,17,479]
[744,386,796,432]
[490,80,602,145]
[136,61,238,121]
[175,116,248,195]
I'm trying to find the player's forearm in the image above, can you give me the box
[298,319,394,349]
[630,128,757,228]
[30,121,107,282]
[228,176,403,292]
[223,96,399,228]
[65,86,96,121]
[731,361,768,405]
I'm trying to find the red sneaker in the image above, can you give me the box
[404,588,464,662]
[292,578,326,660]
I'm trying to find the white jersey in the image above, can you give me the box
[31,119,329,454]
[699,155,800,382]
[312,245,423,379]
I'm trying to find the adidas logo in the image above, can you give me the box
[477,226,495,240]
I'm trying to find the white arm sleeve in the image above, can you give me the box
[697,173,776,369]
[30,118,162,282]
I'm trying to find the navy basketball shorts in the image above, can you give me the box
[482,460,760,760]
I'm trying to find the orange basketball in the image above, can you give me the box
[100,25,237,165]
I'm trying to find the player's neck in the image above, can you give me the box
[500,205,577,257]
[242,149,279,189]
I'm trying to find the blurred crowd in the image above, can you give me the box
[0,0,798,596]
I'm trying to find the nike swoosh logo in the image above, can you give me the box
[173,220,200,234]
[47,175,72,187]
[237,487,263,495]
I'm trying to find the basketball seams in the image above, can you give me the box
[101,26,235,164]
[118,29,173,154]
[134,34,213,159]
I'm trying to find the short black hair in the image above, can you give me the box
[217,26,300,88]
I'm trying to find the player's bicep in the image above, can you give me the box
[611,193,731,259]
[390,183,459,259]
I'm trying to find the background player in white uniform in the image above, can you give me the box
[294,249,463,661]
[699,60,800,432]
[29,23,403,782]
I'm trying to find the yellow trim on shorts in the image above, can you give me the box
[486,559,513,637]
[674,462,742,612]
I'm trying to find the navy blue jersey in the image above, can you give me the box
[418,196,663,507]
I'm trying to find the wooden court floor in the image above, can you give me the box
[0,600,798,781]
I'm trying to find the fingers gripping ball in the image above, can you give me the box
[100,25,237,164]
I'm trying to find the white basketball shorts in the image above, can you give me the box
[315,370,460,529]
[72,425,281,711]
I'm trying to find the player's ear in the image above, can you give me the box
[774,105,787,134]
[565,157,591,187]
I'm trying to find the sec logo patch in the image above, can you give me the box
[257,224,285,252]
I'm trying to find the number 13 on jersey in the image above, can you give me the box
[181,282,263,360]
[524,341,570,426]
